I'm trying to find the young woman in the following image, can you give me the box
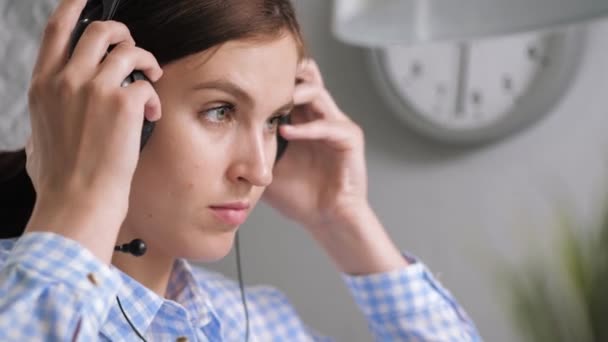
[0,0,482,340]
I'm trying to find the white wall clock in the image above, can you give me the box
[367,27,586,145]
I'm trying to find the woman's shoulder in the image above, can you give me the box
[0,237,17,248]
[0,237,18,263]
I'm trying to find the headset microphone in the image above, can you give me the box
[114,239,147,257]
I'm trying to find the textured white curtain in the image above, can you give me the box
[0,0,57,150]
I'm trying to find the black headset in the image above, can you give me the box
[69,0,289,161]
[69,0,155,152]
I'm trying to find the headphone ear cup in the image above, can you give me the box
[69,3,155,153]
[69,2,103,57]
[275,115,291,162]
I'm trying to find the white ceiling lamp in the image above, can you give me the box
[332,0,608,145]
[332,0,608,47]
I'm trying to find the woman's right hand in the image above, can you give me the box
[24,0,163,262]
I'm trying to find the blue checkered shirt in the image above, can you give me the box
[0,232,481,341]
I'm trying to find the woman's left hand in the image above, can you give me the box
[263,59,369,235]
[264,59,408,275]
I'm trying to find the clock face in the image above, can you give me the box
[369,28,585,144]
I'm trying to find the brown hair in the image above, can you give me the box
[0,0,305,238]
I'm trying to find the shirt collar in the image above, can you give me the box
[166,259,213,327]
[100,259,214,340]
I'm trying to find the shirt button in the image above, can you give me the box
[176,337,188,342]
[87,273,99,286]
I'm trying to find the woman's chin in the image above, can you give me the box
[175,229,238,262]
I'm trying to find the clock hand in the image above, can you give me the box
[455,42,471,116]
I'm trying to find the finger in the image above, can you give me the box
[67,21,137,80]
[280,120,361,151]
[293,82,346,121]
[96,43,163,86]
[296,58,324,86]
[122,80,163,122]
[32,0,88,77]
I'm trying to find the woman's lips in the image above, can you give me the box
[209,203,250,226]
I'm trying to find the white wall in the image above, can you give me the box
[209,2,608,341]
[0,1,54,150]
[3,1,608,341]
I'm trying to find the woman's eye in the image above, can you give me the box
[203,105,234,123]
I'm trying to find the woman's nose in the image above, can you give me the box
[227,134,273,187]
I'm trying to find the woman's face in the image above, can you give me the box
[122,34,299,261]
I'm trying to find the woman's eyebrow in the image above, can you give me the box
[192,79,253,105]
[192,79,294,114]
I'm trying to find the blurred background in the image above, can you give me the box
[3,0,608,341]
